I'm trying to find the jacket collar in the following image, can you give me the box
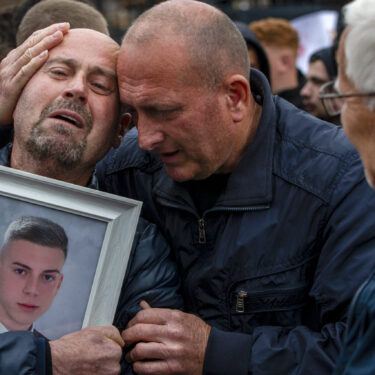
[0,143,11,167]
[153,69,276,209]
[0,143,98,190]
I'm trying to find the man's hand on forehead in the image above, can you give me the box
[0,22,70,126]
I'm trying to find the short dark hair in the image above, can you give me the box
[309,46,337,80]
[2,216,68,258]
[16,0,109,46]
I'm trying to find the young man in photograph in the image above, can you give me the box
[0,216,67,334]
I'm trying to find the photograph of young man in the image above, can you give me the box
[0,216,67,333]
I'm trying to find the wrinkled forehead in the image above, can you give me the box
[49,28,120,72]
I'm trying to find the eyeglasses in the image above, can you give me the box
[319,80,375,117]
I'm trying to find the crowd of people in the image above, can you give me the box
[0,0,374,374]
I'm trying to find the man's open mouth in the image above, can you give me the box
[48,110,85,129]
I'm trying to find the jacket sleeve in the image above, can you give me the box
[0,331,50,375]
[203,165,375,375]
[113,217,184,330]
[114,218,184,375]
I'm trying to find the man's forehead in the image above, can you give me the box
[307,60,329,80]
[4,240,63,256]
[49,29,119,69]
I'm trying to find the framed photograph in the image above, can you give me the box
[0,165,142,340]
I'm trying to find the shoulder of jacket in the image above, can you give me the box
[273,97,363,203]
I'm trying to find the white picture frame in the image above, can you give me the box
[0,165,142,340]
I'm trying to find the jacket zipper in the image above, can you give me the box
[196,205,270,246]
[236,290,248,313]
[198,218,206,244]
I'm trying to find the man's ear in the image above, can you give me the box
[225,74,250,123]
[113,113,131,149]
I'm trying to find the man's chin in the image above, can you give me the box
[26,137,85,169]
[165,164,197,182]
[165,164,214,182]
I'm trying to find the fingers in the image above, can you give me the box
[105,325,125,347]
[4,23,69,82]
[50,325,123,375]
[89,325,125,347]
[10,23,69,61]
[0,22,70,126]
[126,343,175,375]
[127,307,177,328]
[126,342,190,375]
[126,342,163,362]
[122,323,165,346]
[132,360,170,375]
[140,300,151,309]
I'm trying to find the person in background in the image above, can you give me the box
[0,216,67,335]
[301,46,340,124]
[234,21,271,82]
[0,0,98,61]
[250,17,306,109]
[16,0,109,44]
[318,0,375,371]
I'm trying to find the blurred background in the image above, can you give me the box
[0,0,348,38]
[0,0,349,73]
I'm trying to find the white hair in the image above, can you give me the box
[344,0,375,110]
[344,0,375,25]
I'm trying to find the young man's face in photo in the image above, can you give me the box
[0,239,65,331]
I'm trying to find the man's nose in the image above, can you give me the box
[300,81,312,98]
[62,74,88,104]
[137,116,164,151]
[23,276,39,296]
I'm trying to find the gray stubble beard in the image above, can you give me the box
[25,100,92,169]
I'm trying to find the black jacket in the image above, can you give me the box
[97,69,375,375]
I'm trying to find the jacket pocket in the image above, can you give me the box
[228,284,310,333]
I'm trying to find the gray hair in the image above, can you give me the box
[123,0,249,90]
[344,0,375,110]
[2,216,68,259]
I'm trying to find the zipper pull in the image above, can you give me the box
[236,290,248,313]
[198,218,206,244]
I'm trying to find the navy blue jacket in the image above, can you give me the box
[97,69,375,375]
[0,146,183,375]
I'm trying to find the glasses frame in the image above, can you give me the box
[319,80,375,116]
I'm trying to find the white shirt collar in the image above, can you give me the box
[0,321,8,333]
[0,321,34,334]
